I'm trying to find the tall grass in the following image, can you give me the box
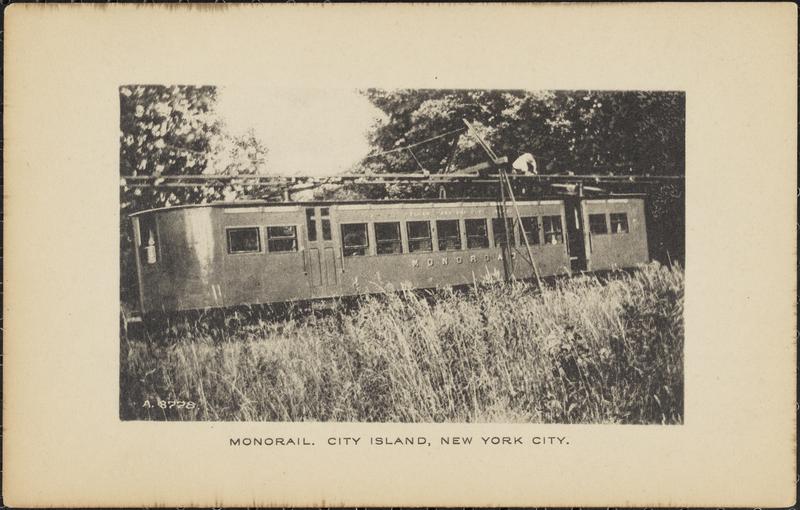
[120,261,684,423]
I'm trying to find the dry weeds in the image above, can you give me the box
[120,261,684,423]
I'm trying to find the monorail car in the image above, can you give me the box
[129,196,648,314]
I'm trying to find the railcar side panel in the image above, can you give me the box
[503,202,571,279]
[134,208,221,313]
[331,201,571,296]
[217,206,310,306]
[583,198,649,270]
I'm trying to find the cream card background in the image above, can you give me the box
[3,3,796,507]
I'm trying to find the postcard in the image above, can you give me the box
[3,3,796,507]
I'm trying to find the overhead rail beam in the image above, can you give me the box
[121,172,684,187]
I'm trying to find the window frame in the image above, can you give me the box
[305,208,317,242]
[465,218,490,249]
[406,220,433,253]
[492,217,516,248]
[374,221,404,256]
[341,222,370,257]
[542,215,564,245]
[321,218,332,241]
[610,212,629,234]
[320,207,332,241]
[519,216,540,245]
[265,225,299,253]
[137,215,161,264]
[436,219,462,251]
[226,226,262,255]
[588,213,609,235]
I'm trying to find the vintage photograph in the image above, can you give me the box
[119,86,685,424]
[6,4,796,507]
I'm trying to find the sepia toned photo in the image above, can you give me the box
[119,86,685,424]
[5,4,794,507]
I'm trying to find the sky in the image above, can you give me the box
[215,85,387,177]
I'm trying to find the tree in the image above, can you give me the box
[358,89,684,176]
[119,85,269,214]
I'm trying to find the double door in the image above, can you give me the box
[304,206,339,292]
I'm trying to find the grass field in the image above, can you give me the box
[120,261,684,423]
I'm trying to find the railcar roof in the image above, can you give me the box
[129,194,646,217]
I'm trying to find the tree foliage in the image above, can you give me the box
[119,84,269,215]
[358,89,684,176]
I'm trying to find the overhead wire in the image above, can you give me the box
[361,127,466,160]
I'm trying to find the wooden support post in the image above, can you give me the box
[577,182,591,272]
[443,132,460,173]
[407,148,425,171]
[498,169,511,282]
[501,170,543,292]
[463,118,499,162]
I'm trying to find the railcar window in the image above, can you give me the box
[492,218,516,247]
[321,220,332,241]
[305,208,317,241]
[520,216,540,245]
[320,208,332,240]
[610,213,629,233]
[375,222,403,255]
[227,227,261,254]
[407,221,433,253]
[542,216,564,245]
[138,215,159,264]
[341,223,369,256]
[266,226,298,252]
[436,220,462,251]
[589,214,608,234]
[465,219,489,249]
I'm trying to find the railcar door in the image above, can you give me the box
[303,206,339,294]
